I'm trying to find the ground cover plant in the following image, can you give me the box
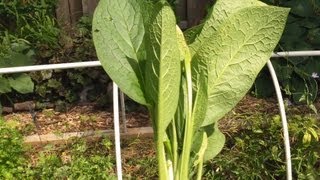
[93,0,289,179]
[0,0,112,112]
[1,97,319,179]
[204,114,320,179]
[0,117,117,179]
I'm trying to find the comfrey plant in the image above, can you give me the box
[92,0,289,179]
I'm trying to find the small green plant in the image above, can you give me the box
[204,114,320,179]
[0,32,35,112]
[93,0,289,179]
[0,118,26,179]
[32,137,116,179]
[0,0,59,47]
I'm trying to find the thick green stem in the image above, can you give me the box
[196,132,208,180]
[157,137,169,180]
[171,121,178,175]
[196,160,204,180]
[179,59,193,179]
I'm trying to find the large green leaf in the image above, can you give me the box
[8,73,34,94]
[92,0,147,105]
[183,23,203,45]
[0,77,11,93]
[203,123,225,161]
[189,0,266,55]
[191,123,225,162]
[145,2,181,135]
[193,6,289,126]
[192,72,208,133]
[0,52,34,68]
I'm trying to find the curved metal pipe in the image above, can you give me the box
[113,83,123,180]
[267,60,292,180]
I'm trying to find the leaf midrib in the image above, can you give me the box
[208,9,281,95]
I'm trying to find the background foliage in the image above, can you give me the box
[0,0,320,111]
[204,114,320,179]
[0,0,112,111]
[255,0,320,108]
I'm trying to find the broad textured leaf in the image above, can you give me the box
[183,23,203,45]
[8,73,34,94]
[0,77,11,93]
[92,0,147,105]
[145,2,181,135]
[192,72,208,132]
[176,25,191,62]
[189,0,266,55]
[191,123,225,162]
[136,0,155,61]
[203,123,225,161]
[193,6,289,126]
[0,53,34,68]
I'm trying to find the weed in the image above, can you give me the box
[0,117,26,179]
[204,114,320,179]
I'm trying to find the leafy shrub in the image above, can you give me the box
[32,138,116,179]
[93,0,288,178]
[0,0,59,47]
[0,118,26,179]
[0,33,35,112]
[204,114,320,179]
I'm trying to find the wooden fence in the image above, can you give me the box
[56,0,212,29]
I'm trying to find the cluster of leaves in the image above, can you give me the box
[0,118,27,179]
[28,138,116,179]
[28,15,112,110]
[0,1,112,111]
[204,114,320,179]
[0,33,35,112]
[0,0,59,111]
[93,0,288,179]
[0,119,116,179]
[0,0,59,47]
[255,0,320,108]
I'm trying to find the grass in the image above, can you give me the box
[1,96,320,179]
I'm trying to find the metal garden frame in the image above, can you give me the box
[1,50,320,180]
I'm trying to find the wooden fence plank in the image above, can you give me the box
[69,0,83,25]
[56,0,71,28]
[187,0,211,27]
[24,127,153,145]
[82,0,99,16]
[55,0,213,31]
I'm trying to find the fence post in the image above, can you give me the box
[82,0,99,16]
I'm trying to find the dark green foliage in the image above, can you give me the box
[0,0,59,47]
[0,121,116,179]
[204,114,320,179]
[0,0,59,111]
[255,0,320,106]
[0,33,35,112]
[0,2,110,110]
[31,138,116,179]
[0,118,26,179]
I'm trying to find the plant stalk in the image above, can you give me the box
[157,137,169,180]
[171,120,178,175]
[196,132,208,180]
[179,59,193,179]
